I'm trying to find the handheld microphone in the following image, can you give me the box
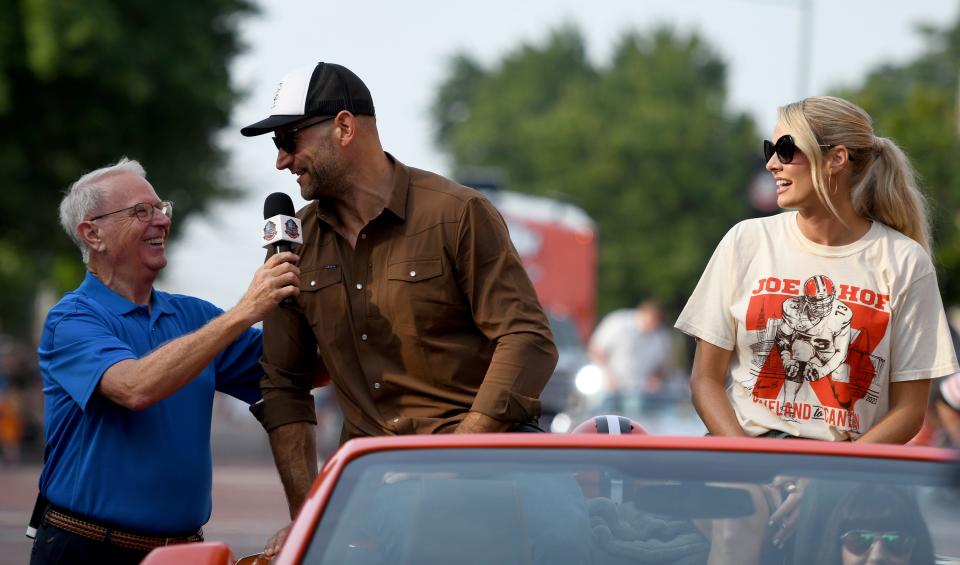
[262,192,302,307]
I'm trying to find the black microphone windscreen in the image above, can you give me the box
[264,192,296,219]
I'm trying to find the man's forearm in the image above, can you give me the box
[99,252,299,410]
[268,422,319,518]
[99,308,255,410]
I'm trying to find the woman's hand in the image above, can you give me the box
[767,476,808,548]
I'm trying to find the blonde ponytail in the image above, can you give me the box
[852,137,930,254]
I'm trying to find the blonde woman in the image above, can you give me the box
[675,96,958,562]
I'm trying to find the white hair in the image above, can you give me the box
[60,157,147,264]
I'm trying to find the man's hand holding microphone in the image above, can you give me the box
[235,252,300,323]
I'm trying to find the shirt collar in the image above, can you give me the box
[314,152,410,226]
[79,271,171,318]
[149,287,175,320]
[383,153,409,221]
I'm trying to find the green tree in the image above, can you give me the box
[838,14,960,305]
[432,26,758,317]
[0,0,255,335]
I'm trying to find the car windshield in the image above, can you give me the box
[301,448,960,565]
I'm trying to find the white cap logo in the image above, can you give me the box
[270,81,284,111]
[268,66,313,116]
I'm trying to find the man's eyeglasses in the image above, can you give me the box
[763,134,833,164]
[88,201,173,223]
[272,116,334,154]
[840,530,916,557]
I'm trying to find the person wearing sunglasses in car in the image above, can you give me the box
[31,158,300,565]
[675,96,958,563]
[817,484,934,565]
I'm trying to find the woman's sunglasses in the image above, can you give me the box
[840,530,916,557]
[763,134,833,164]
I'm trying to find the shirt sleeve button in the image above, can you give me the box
[409,271,416,277]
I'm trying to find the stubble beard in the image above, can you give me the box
[301,156,350,202]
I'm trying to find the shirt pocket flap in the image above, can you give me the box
[300,267,342,292]
[387,257,443,283]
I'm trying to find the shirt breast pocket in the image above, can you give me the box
[383,257,457,331]
[299,266,346,339]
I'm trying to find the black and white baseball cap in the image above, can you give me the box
[240,62,375,137]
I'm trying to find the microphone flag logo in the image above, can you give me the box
[263,220,278,241]
[284,218,300,239]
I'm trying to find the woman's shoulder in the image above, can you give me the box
[872,220,924,250]
[872,221,932,258]
[870,221,936,278]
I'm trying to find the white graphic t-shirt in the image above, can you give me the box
[675,212,959,440]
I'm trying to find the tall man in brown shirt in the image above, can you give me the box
[240,62,560,556]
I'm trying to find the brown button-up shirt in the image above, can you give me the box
[259,156,558,443]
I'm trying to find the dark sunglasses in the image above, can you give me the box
[763,134,834,164]
[88,201,173,223]
[272,116,334,154]
[840,530,916,557]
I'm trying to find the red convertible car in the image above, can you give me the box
[143,434,960,565]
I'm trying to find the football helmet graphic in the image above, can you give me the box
[803,275,836,318]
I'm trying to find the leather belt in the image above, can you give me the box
[44,508,203,552]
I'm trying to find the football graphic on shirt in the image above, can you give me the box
[747,273,887,419]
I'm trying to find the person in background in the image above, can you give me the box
[675,96,958,563]
[32,158,299,565]
[0,357,24,465]
[589,300,674,418]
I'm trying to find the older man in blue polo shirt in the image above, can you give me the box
[30,157,300,565]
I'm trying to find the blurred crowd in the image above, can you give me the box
[0,336,42,466]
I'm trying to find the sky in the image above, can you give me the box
[160,0,960,307]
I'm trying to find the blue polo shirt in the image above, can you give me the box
[37,272,263,534]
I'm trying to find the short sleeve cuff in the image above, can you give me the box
[674,319,735,351]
